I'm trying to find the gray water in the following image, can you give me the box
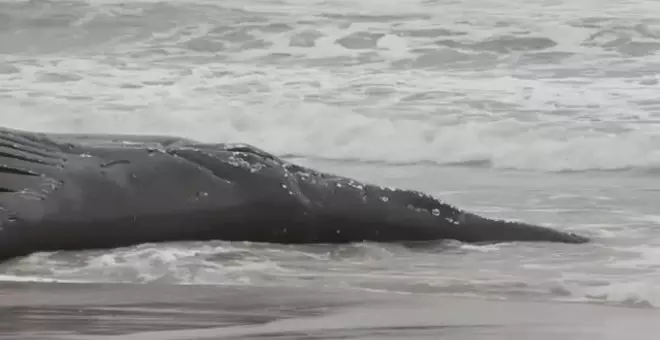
[1,0,660,338]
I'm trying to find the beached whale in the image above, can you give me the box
[0,127,588,262]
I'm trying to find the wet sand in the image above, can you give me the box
[2,282,659,340]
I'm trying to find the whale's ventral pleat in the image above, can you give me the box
[0,165,40,177]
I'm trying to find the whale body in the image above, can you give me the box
[0,127,588,262]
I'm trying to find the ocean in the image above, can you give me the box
[1,0,660,338]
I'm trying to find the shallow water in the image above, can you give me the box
[1,0,660,337]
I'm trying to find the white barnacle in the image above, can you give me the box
[227,155,241,167]
[251,163,266,173]
[229,155,252,170]
[445,217,460,225]
[45,182,59,191]
[432,208,440,216]
[281,184,288,189]
[380,196,389,202]
[348,180,364,190]
[336,183,343,188]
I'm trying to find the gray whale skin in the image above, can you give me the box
[0,127,589,262]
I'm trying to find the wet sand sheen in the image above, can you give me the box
[2,282,660,340]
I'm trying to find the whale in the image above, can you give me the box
[0,127,588,262]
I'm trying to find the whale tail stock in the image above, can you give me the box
[454,213,590,244]
[286,165,591,245]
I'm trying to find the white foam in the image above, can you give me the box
[0,274,88,284]
[572,281,660,308]
[1,0,660,172]
[3,238,660,308]
[3,73,660,172]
